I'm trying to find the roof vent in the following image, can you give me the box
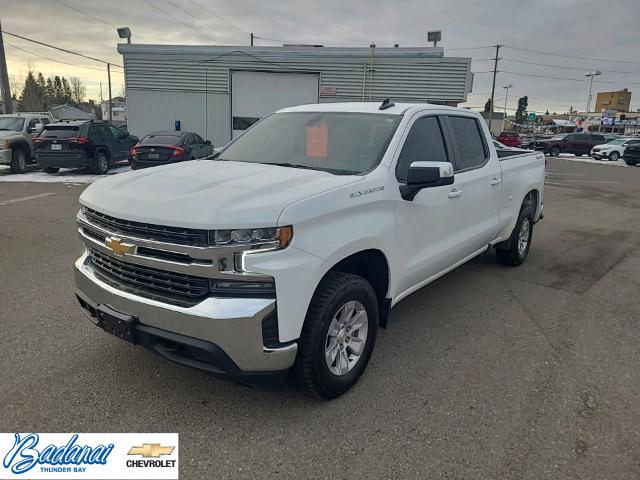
[379,98,395,110]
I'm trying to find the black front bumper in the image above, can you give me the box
[76,294,290,386]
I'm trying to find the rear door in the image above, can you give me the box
[443,114,502,256]
[107,124,130,159]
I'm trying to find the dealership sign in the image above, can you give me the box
[1,433,178,479]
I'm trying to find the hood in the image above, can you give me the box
[593,143,611,149]
[0,130,18,139]
[80,160,361,229]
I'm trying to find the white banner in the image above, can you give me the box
[0,433,178,479]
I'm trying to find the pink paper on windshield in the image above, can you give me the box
[306,123,328,158]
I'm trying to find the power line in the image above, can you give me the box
[53,0,147,41]
[4,41,107,72]
[163,0,240,44]
[503,44,640,65]
[184,0,249,37]
[500,57,638,75]
[142,0,219,43]
[446,45,496,51]
[2,30,123,68]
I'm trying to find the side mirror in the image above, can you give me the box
[31,123,44,133]
[400,161,454,201]
[205,140,212,145]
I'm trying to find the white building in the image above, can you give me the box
[100,97,127,123]
[117,44,474,146]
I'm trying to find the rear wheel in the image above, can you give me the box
[294,272,378,399]
[496,202,534,266]
[92,150,109,175]
[608,151,620,161]
[9,149,27,174]
[550,146,560,157]
[43,167,59,174]
[625,159,637,166]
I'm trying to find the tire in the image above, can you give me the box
[9,149,27,174]
[294,272,379,399]
[43,167,60,174]
[550,146,560,157]
[608,151,620,162]
[496,202,534,267]
[625,159,637,166]
[92,150,109,175]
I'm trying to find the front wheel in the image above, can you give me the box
[43,167,59,174]
[294,272,378,399]
[550,146,560,157]
[496,204,534,266]
[608,151,620,162]
[9,149,26,174]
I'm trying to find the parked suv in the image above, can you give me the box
[0,113,52,173]
[624,143,640,166]
[35,120,138,174]
[496,131,521,148]
[591,137,640,161]
[130,130,214,169]
[535,133,606,157]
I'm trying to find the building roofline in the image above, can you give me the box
[117,43,460,59]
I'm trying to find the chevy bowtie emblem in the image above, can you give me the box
[105,237,135,256]
[128,444,175,457]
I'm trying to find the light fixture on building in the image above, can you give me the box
[427,31,442,47]
[117,27,132,44]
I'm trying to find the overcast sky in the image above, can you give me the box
[3,0,640,114]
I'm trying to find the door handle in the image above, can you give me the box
[448,189,462,199]
[490,178,502,186]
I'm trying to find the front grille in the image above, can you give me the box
[84,208,209,246]
[88,247,210,306]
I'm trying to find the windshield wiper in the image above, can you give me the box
[269,162,325,171]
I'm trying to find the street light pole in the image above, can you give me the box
[585,70,601,114]
[502,83,513,131]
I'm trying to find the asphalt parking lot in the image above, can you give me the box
[1,157,639,479]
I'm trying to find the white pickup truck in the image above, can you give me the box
[74,102,545,399]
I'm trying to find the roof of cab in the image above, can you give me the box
[278,101,473,116]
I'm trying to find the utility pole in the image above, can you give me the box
[489,44,502,134]
[107,63,112,122]
[250,33,254,46]
[502,83,513,131]
[0,21,13,113]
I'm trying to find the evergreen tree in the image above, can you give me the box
[45,78,54,107]
[19,71,43,111]
[484,98,492,112]
[515,96,529,124]
[61,77,73,103]
[52,76,64,105]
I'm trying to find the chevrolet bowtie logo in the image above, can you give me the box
[105,237,135,256]
[128,444,175,457]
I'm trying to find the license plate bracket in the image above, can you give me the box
[148,153,160,159]
[96,305,138,344]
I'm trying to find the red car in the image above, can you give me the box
[497,131,521,148]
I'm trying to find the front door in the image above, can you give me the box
[393,114,465,297]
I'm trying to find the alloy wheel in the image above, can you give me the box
[325,300,368,376]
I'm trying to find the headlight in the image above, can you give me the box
[0,139,9,149]
[208,226,293,251]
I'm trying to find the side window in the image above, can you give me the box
[591,135,605,143]
[447,116,488,171]
[100,125,114,139]
[565,134,576,141]
[108,125,123,137]
[88,125,100,137]
[396,116,449,182]
[193,134,204,144]
[184,134,195,145]
[40,118,50,126]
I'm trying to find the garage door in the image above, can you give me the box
[231,71,319,137]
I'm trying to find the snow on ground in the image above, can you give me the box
[0,163,131,184]
[555,154,631,167]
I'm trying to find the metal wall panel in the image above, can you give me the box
[126,89,230,146]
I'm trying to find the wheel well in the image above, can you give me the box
[12,141,29,156]
[96,147,110,159]
[524,189,539,217]
[326,249,391,328]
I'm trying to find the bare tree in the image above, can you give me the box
[9,74,24,99]
[70,77,86,104]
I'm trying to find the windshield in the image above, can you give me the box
[40,126,80,139]
[608,139,628,145]
[217,112,402,175]
[0,117,25,131]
